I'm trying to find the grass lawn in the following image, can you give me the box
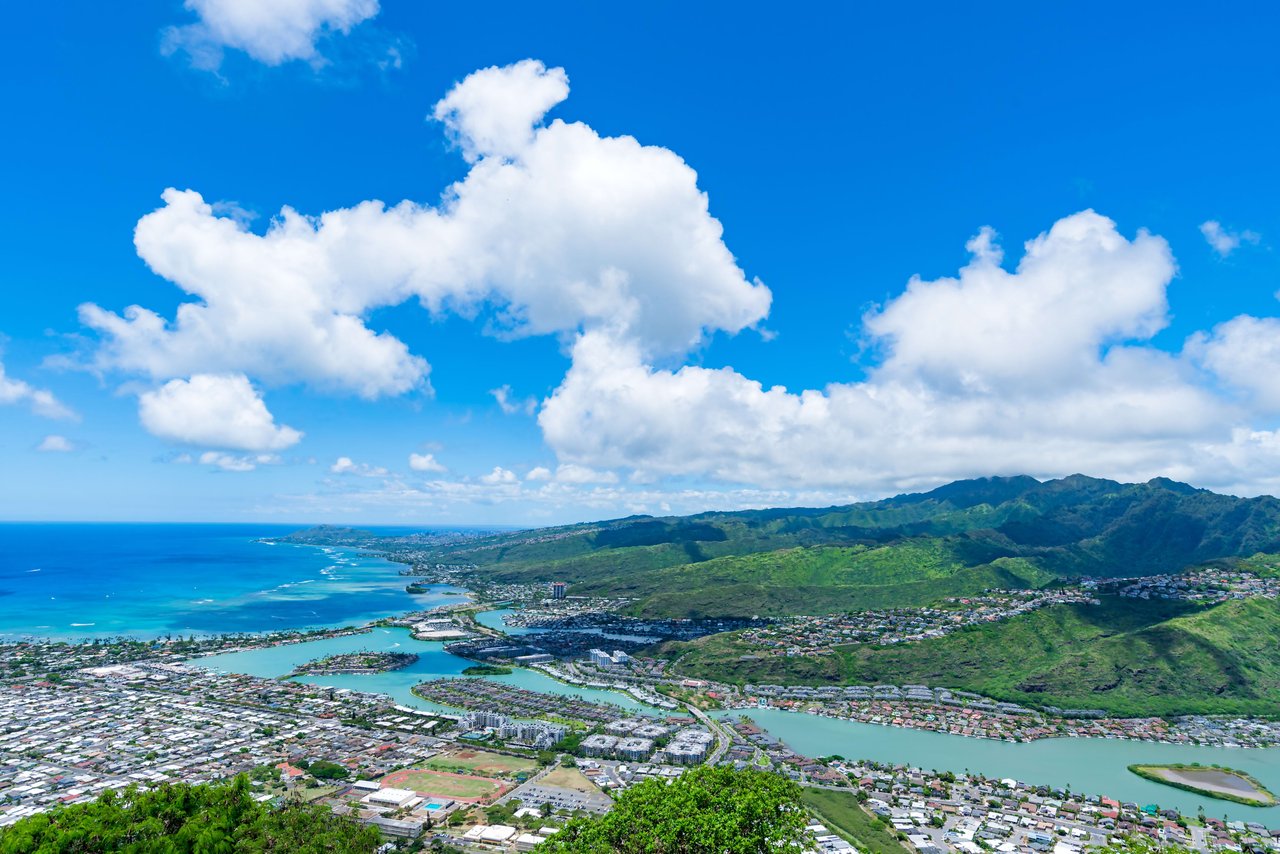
[539,766,602,794]
[380,768,508,803]
[801,788,910,854]
[295,785,338,803]
[425,748,538,778]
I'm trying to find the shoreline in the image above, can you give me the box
[1128,763,1277,808]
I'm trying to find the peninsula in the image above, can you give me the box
[1128,764,1277,807]
[288,651,418,677]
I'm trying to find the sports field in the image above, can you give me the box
[380,768,509,803]
[539,766,600,794]
[424,748,538,777]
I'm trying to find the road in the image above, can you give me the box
[684,702,732,764]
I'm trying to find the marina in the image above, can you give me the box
[192,624,658,714]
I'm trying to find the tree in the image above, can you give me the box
[0,776,380,853]
[542,766,808,853]
[307,760,349,781]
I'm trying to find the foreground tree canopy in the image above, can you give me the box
[0,776,380,853]
[542,765,809,853]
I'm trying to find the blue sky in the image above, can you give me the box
[2,1,1279,524]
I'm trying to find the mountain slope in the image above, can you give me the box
[403,475,1280,618]
[670,596,1280,716]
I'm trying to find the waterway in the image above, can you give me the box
[474,607,658,643]
[187,588,1280,823]
[474,607,539,636]
[724,707,1280,823]
[191,623,656,715]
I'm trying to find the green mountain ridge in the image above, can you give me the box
[409,474,1280,619]
[286,474,1280,717]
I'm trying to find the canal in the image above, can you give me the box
[723,707,1280,823]
[192,600,1280,822]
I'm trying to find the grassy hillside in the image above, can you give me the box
[669,596,1280,716]
[800,788,911,854]
[586,542,1058,618]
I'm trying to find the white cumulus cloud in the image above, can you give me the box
[81,188,430,398]
[1200,220,1260,258]
[554,463,618,484]
[138,373,303,451]
[163,0,380,71]
[434,59,570,163]
[408,452,446,472]
[480,466,518,485]
[82,59,769,411]
[331,456,388,476]
[865,213,1175,391]
[36,435,75,453]
[0,358,75,420]
[1188,315,1280,411]
[197,451,281,472]
[490,384,536,416]
[539,212,1274,493]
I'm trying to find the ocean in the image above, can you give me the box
[0,523,463,640]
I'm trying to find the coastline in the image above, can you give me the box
[5,544,1276,753]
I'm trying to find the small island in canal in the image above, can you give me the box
[1128,764,1276,807]
[290,651,419,677]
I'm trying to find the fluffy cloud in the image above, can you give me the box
[138,374,303,451]
[434,60,570,163]
[0,359,75,420]
[36,435,75,453]
[195,451,282,472]
[163,0,380,70]
[490,384,536,416]
[408,452,446,472]
[82,59,769,408]
[553,463,618,484]
[331,456,388,476]
[1200,220,1260,257]
[480,466,518,485]
[865,214,1175,391]
[540,212,1280,493]
[81,189,430,398]
[1187,315,1280,411]
[81,59,1280,503]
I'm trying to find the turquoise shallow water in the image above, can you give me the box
[474,607,539,636]
[722,708,1280,823]
[193,625,656,714]
[0,523,440,640]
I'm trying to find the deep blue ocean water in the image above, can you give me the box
[0,523,465,640]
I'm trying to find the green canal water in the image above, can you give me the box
[724,708,1280,823]
[473,607,538,636]
[191,625,655,715]
[191,603,1279,823]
